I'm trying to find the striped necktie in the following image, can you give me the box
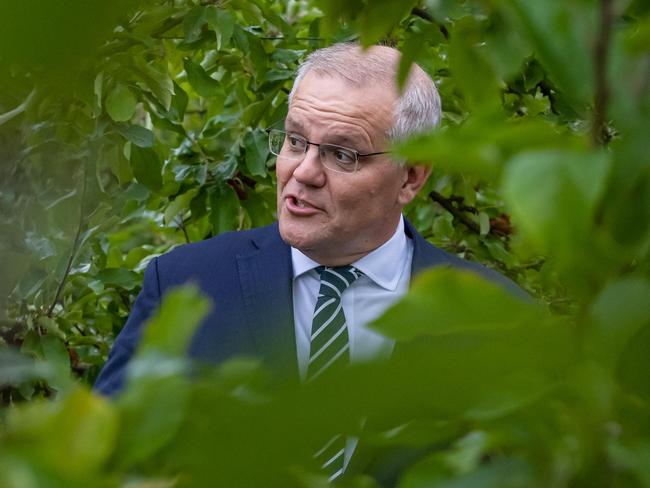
[306,265,362,382]
[307,265,362,482]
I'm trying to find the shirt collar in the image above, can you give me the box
[290,216,409,292]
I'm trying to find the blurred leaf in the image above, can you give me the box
[164,188,199,225]
[209,184,240,234]
[105,83,136,122]
[244,128,269,177]
[130,145,162,192]
[95,268,140,290]
[183,5,207,43]
[206,6,236,50]
[589,277,650,367]
[502,149,610,263]
[0,349,62,386]
[136,60,174,111]
[395,116,580,181]
[184,58,221,98]
[501,0,595,109]
[138,285,212,357]
[116,123,155,148]
[372,267,543,342]
[102,144,133,184]
[448,16,501,112]
[3,387,117,477]
[170,81,189,121]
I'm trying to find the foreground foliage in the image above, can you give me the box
[1,0,649,486]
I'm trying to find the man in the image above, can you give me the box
[95,42,517,394]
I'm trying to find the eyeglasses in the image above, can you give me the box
[267,129,388,174]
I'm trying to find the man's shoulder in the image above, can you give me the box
[407,220,528,299]
[153,222,284,278]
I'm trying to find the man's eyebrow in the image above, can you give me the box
[284,118,368,149]
[284,118,305,132]
[326,133,363,147]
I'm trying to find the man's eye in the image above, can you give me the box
[333,149,355,164]
[287,135,305,150]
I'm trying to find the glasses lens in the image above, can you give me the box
[268,130,285,156]
[320,144,358,173]
[268,130,307,160]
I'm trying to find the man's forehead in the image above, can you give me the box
[287,73,395,125]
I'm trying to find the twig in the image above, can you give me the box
[429,191,480,234]
[46,168,87,318]
[592,0,614,146]
[177,217,191,244]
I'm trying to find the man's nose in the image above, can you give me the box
[292,145,326,186]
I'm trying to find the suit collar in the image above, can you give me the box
[404,218,451,277]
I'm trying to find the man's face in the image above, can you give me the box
[276,71,412,266]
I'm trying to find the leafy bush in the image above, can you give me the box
[1,0,649,486]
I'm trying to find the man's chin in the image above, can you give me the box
[278,219,319,251]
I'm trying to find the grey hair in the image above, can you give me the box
[287,42,441,142]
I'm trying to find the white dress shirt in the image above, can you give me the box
[291,216,414,381]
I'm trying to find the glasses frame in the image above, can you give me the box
[266,128,388,174]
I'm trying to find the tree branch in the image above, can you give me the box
[429,191,481,234]
[46,169,87,318]
[592,0,614,146]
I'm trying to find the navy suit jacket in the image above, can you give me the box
[94,220,520,396]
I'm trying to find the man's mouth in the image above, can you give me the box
[294,197,308,208]
[285,195,320,215]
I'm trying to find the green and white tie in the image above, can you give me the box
[306,265,362,382]
[308,265,362,481]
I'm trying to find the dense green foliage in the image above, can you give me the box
[1,0,649,486]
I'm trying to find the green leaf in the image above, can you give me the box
[95,267,140,290]
[184,58,221,98]
[116,123,154,148]
[244,129,269,177]
[502,149,610,260]
[105,83,136,122]
[164,188,199,225]
[103,144,133,184]
[589,278,650,368]
[209,184,240,234]
[130,145,162,192]
[135,60,174,110]
[478,212,490,236]
[372,267,543,342]
[205,6,235,50]
[357,0,419,45]
[3,387,118,477]
[448,16,501,113]
[138,285,212,357]
[398,21,442,89]
[502,0,595,109]
[395,115,579,182]
[170,81,189,121]
[183,5,207,43]
[39,333,70,371]
[0,349,61,386]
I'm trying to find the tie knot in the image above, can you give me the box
[316,266,363,298]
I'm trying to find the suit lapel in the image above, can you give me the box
[236,223,299,382]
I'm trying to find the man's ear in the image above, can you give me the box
[397,164,432,205]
